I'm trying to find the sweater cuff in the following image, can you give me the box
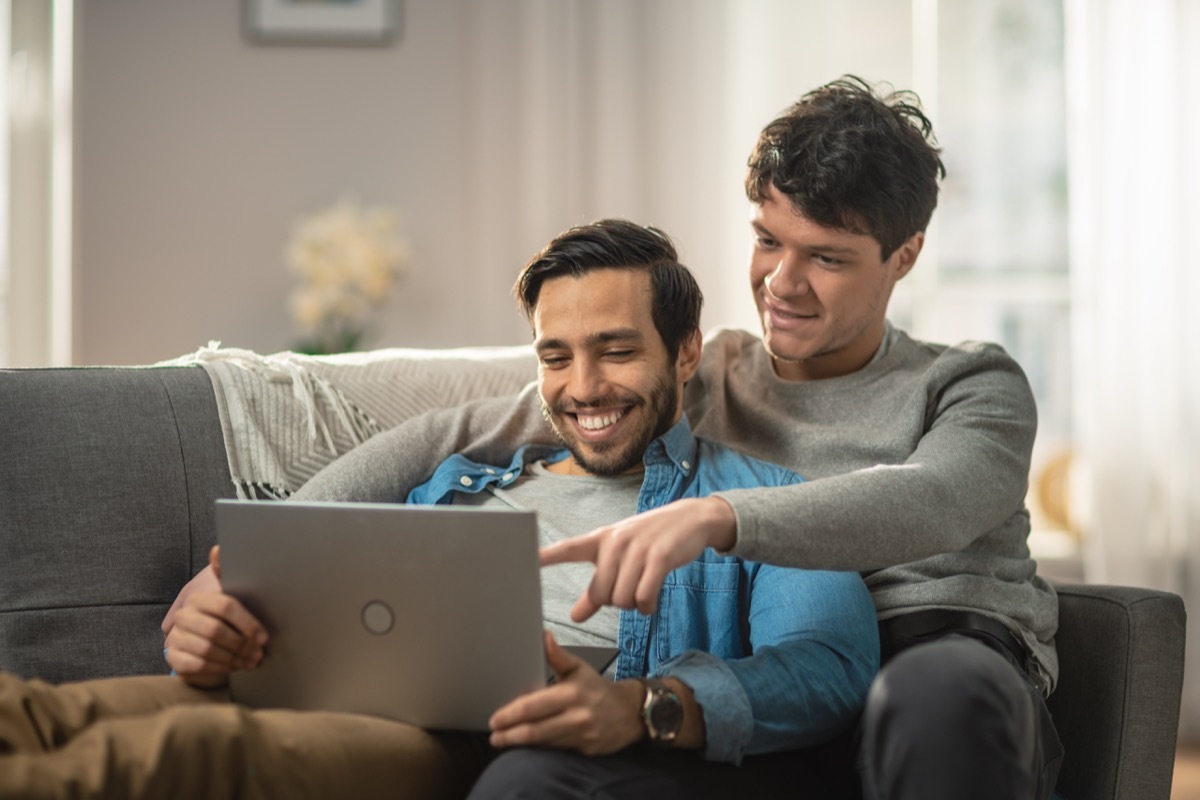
[711,489,758,559]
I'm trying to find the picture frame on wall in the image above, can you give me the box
[245,0,400,46]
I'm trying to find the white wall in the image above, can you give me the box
[74,0,909,365]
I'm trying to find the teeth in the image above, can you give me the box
[577,409,625,431]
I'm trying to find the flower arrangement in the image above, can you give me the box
[286,198,411,355]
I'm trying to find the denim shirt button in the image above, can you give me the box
[459,475,472,487]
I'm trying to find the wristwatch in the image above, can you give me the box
[638,677,684,745]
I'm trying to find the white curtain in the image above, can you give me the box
[455,0,916,345]
[1065,0,1200,737]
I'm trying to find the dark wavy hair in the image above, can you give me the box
[514,218,703,361]
[745,75,946,260]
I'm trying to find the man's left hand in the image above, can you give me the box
[488,631,644,756]
[539,496,737,622]
[162,562,220,635]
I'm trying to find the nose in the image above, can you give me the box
[566,357,608,403]
[763,255,808,300]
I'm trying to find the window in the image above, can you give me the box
[893,0,1070,485]
[1,0,10,365]
[1,0,72,367]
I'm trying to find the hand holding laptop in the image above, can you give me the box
[163,545,268,688]
[488,630,643,756]
[161,561,219,635]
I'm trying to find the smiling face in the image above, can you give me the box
[533,268,700,477]
[750,184,923,381]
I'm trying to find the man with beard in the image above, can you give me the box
[404,220,876,795]
[0,219,877,799]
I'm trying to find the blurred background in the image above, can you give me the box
[2,0,1198,775]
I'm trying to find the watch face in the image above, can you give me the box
[646,684,684,741]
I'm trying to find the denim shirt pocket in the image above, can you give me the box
[654,560,748,664]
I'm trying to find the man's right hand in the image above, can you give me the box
[163,546,268,688]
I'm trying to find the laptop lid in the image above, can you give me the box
[216,499,548,732]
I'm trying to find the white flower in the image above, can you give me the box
[288,286,327,330]
[285,198,411,352]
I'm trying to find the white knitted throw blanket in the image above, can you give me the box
[161,342,537,499]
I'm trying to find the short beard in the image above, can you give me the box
[540,372,679,477]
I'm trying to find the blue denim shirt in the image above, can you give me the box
[407,416,879,764]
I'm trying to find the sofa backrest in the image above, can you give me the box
[0,347,539,683]
[0,367,232,681]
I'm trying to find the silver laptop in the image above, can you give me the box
[216,499,611,731]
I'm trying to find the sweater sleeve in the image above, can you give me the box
[292,382,551,503]
[716,344,1038,571]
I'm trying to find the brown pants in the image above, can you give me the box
[0,673,494,800]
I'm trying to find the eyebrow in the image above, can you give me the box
[535,327,644,353]
[750,220,862,256]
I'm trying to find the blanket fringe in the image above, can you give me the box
[160,340,536,500]
[168,342,372,456]
[234,479,292,501]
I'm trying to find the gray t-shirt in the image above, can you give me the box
[452,461,639,663]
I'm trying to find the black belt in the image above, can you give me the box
[878,609,1027,669]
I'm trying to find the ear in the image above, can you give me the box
[675,329,703,383]
[891,231,924,280]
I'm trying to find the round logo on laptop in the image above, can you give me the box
[361,600,395,635]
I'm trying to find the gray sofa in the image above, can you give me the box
[0,361,1187,799]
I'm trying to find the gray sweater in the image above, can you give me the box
[296,324,1058,692]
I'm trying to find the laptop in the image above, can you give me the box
[216,499,618,731]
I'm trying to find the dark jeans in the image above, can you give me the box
[859,633,1063,800]
[468,632,1063,800]
[466,733,857,800]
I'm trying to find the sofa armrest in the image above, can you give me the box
[1048,582,1186,800]
[0,366,232,682]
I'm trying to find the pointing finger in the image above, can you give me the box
[540,534,600,567]
[570,592,601,623]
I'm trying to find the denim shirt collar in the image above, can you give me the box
[506,414,696,479]
[641,414,697,476]
[404,415,696,505]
